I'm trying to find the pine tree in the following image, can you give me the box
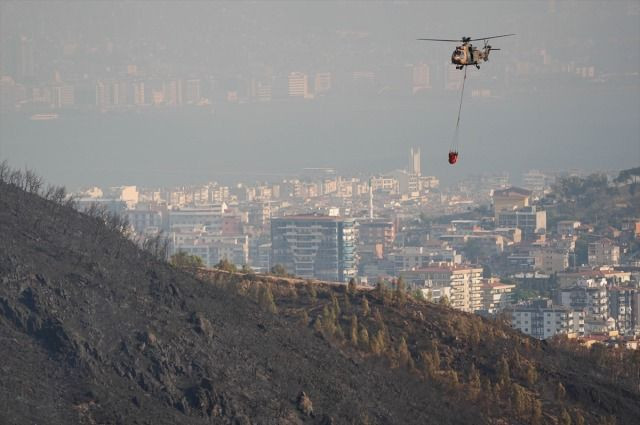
[556,382,566,400]
[343,293,351,311]
[350,314,359,346]
[322,305,336,335]
[347,277,357,295]
[497,355,510,385]
[512,383,526,417]
[307,283,317,302]
[525,362,538,386]
[395,276,407,306]
[375,280,385,298]
[371,329,385,355]
[300,310,309,327]
[420,351,435,378]
[335,324,345,340]
[432,348,441,371]
[468,363,481,398]
[362,297,370,317]
[531,398,543,425]
[560,408,572,425]
[359,326,369,349]
[259,286,278,314]
[331,294,341,319]
[397,337,410,368]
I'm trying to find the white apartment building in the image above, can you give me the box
[288,72,309,98]
[401,265,483,312]
[481,279,515,314]
[508,299,584,340]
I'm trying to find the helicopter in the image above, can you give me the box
[417,34,515,69]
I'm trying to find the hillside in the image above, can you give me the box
[1,170,639,425]
[543,170,640,230]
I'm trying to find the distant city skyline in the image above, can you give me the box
[0,1,638,188]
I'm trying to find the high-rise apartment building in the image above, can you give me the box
[51,85,74,108]
[163,79,183,106]
[409,147,421,176]
[133,81,145,105]
[271,215,357,282]
[288,72,309,98]
[15,36,35,82]
[185,79,201,104]
[314,72,331,94]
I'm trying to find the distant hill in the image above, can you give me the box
[1,166,639,425]
[543,169,640,230]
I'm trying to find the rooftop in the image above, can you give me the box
[493,187,532,198]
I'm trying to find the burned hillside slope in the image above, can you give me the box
[0,179,481,425]
[1,174,639,425]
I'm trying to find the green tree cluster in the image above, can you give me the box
[170,251,204,268]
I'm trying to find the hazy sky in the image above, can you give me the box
[0,1,638,188]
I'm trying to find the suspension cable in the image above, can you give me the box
[450,66,468,152]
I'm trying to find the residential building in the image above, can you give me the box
[533,248,569,274]
[357,219,395,259]
[390,245,460,272]
[288,72,309,98]
[522,170,548,197]
[557,278,609,322]
[481,278,516,314]
[370,176,398,194]
[125,206,165,234]
[507,299,584,340]
[401,265,482,312]
[588,239,620,266]
[409,147,421,176]
[557,267,631,287]
[556,220,581,237]
[492,187,531,219]
[171,231,248,267]
[608,286,638,335]
[496,206,546,241]
[314,72,331,94]
[168,204,228,229]
[271,215,357,282]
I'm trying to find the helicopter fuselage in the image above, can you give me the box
[451,43,491,69]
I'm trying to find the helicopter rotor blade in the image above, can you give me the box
[467,34,516,42]
[417,38,464,42]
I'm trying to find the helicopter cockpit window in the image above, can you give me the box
[452,47,463,62]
